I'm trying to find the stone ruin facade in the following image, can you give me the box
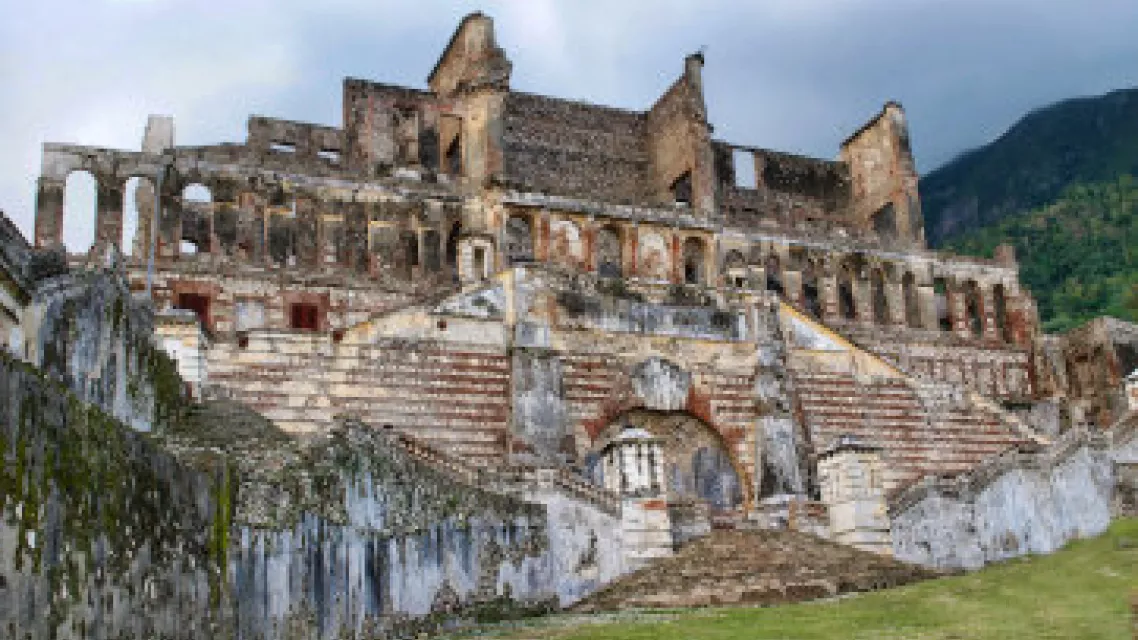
[4,11,1138,637]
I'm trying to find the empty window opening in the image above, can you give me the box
[289,303,320,331]
[871,269,888,323]
[175,293,211,330]
[503,215,534,265]
[872,203,897,238]
[180,240,199,255]
[317,149,341,164]
[473,246,486,279]
[765,255,783,295]
[934,278,951,331]
[62,170,97,254]
[803,276,822,319]
[838,273,856,320]
[445,135,462,176]
[682,237,705,285]
[733,276,747,289]
[964,280,983,337]
[270,141,297,154]
[422,229,441,271]
[732,150,756,189]
[596,226,623,278]
[671,171,693,205]
[402,230,419,268]
[183,183,212,204]
[446,221,462,266]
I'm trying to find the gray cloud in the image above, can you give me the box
[2,0,1135,248]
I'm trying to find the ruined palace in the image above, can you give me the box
[5,11,1138,638]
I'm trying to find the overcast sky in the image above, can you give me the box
[1,0,1136,249]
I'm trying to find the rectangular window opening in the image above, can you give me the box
[289,302,321,331]
[269,141,297,154]
[732,150,756,189]
[175,293,211,330]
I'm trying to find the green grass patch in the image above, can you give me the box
[445,518,1138,639]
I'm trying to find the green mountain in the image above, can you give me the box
[922,86,1138,333]
[942,175,1138,333]
[921,87,1138,247]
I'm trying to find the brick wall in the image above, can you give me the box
[501,92,650,203]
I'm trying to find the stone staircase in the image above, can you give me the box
[791,369,1032,491]
[572,528,938,611]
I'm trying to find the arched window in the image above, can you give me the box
[838,263,856,320]
[871,268,888,324]
[964,280,984,337]
[180,183,212,255]
[903,272,921,328]
[445,221,461,266]
[62,170,97,254]
[682,237,705,285]
[596,225,622,278]
[723,250,747,288]
[765,254,783,295]
[934,278,951,331]
[503,215,533,265]
[802,261,822,319]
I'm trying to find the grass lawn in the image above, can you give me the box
[444,518,1138,640]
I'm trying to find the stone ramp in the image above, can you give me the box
[572,528,938,611]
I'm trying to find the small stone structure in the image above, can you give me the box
[818,435,892,555]
[600,425,674,569]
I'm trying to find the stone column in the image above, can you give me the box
[784,271,804,308]
[95,178,124,249]
[853,278,873,326]
[820,273,840,322]
[980,285,999,342]
[626,223,639,277]
[917,285,937,330]
[947,282,970,338]
[34,176,66,248]
[884,278,905,327]
[582,218,597,272]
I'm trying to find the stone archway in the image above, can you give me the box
[592,409,744,514]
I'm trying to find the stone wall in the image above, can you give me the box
[501,92,649,204]
[1,348,625,638]
[23,266,184,432]
[889,425,1138,570]
[0,353,224,639]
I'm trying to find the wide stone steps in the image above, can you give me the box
[791,366,1029,488]
[573,528,938,611]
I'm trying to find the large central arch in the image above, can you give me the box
[591,409,745,513]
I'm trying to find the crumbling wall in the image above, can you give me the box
[500,93,649,204]
[24,267,184,431]
[0,348,622,639]
[0,353,225,639]
[890,429,1126,570]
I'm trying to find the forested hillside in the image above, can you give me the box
[942,175,1138,333]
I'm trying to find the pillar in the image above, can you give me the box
[34,176,66,248]
[980,285,999,342]
[820,273,840,321]
[917,285,937,330]
[884,279,905,326]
